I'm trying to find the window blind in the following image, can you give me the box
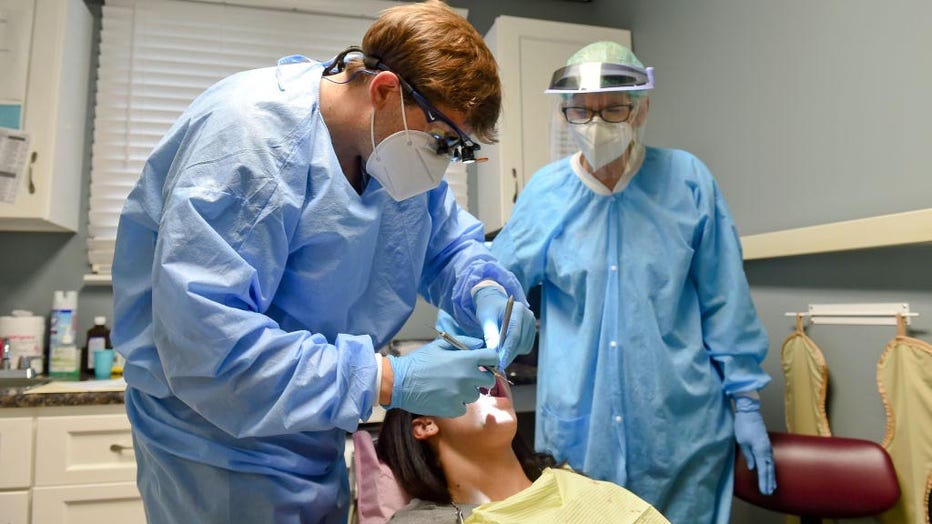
[88,0,380,276]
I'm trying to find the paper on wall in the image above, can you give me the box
[0,1,35,103]
[0,126,30,203]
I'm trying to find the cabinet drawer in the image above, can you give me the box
[0,490,30,524]
[32,482,145,523]
[34,414,136,486]
[0,417,33,489]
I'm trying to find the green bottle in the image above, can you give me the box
[49,334,80,380]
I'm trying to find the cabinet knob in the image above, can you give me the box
[110,443,134,453]
[28,151,38,194]
[511,168,518,203]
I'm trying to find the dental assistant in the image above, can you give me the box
[487,42,776,523]
[110,2,535,522]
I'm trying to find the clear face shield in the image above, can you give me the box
[545,61,654,172]
[545,62,655,94]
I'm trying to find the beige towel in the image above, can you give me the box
[877,316,932,524]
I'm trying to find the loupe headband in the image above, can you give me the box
[324,46,482,163]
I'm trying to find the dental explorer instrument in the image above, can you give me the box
[497,295,515,375]
[433,328,514,385]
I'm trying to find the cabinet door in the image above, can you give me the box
[0,0,93,232]
[34,414,136,486]
[32,482,144,523]
[0,417,33,489]
[476,16,631,231]
[0,490,30,524]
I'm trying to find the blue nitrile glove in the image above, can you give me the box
[386,335,497,418]
[734,395,777,495]
[473,286,537,370]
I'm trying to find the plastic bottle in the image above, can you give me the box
[111,341,125,378]
[49,333,80,380]
[110,352,125,378]
[49,291,79,379]
[49,291,78,348]
[82,316,111,377]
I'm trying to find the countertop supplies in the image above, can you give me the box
[0,310,46,374]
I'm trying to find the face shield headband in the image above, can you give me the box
[545,62,655,94]
[324,46,484,164]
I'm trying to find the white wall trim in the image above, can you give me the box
[741,208,932,260]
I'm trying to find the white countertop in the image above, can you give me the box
[24,378,127,394]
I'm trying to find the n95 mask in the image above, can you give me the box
[569,120,636,171]
[366,90,451,201]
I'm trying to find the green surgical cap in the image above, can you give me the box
[567,41,644,69]
[565,41,648,98]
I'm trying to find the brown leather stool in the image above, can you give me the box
[734,432,900,524]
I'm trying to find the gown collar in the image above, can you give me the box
[570,145,644,195]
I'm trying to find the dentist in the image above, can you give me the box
[111,2,535,522]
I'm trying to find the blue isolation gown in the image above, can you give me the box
[111,59,524,524]
[491,149,771,524]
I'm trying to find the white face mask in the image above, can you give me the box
[568,120,636,171]
[365,88,451,201]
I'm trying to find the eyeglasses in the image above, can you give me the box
[396,77,482,163]
[324,47,483,164]
[562,104,634,125]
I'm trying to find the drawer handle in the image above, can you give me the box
[110,443,134,453]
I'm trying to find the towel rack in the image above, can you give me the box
[784,303,919,326]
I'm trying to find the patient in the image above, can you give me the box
[376,375,669,523]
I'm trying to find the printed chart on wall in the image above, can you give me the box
[0,127,30,203]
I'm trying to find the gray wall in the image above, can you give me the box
[625,0,932,234]
[2,1,930,522]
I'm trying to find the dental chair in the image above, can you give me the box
[734,432,900,524]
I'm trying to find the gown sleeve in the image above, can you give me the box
[688,163,772,395]
[151,159,377,438]
[418,183,529,335]
[488,177,551,293]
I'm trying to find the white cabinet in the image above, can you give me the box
[0,405,144,524]
[0,417,33,524]
[0,418,33,490]
[32,411,143,523]
[475,17,631,232]
[34,414,137,486]
[0,0,93,232]
[32,483,144,523]
[0,491,30,524]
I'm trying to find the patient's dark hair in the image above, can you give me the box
[376,408,558,504]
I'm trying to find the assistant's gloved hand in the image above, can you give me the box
[734,395,777,495]
[473,286,537,370]
[386,335,497,418]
